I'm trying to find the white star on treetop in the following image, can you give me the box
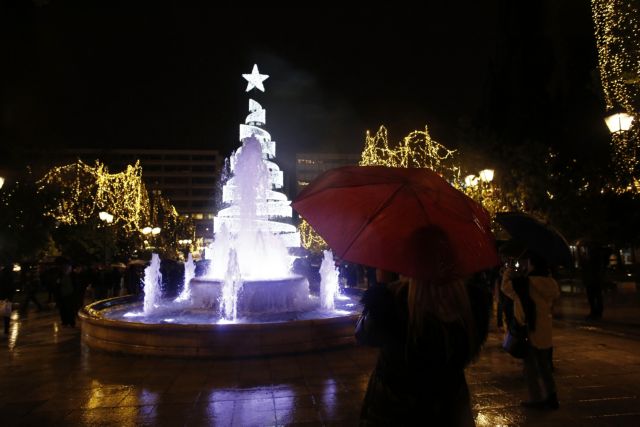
[242,64,269,92]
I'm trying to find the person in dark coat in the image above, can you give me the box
[19,263,44,313]
[1,263,16,334]
[359,226,491,426]
[579,243,609,320]
[55,260,77,327]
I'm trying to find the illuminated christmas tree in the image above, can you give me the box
[214,64,300,247]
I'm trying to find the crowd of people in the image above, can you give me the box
[0,258,147,333]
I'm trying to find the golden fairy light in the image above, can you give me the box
[299,219,328,253]
[592,0,640,193]
[38,160,151,234]
[360,125,461,185]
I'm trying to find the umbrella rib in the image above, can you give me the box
[338,183,405,260]
[409,185,432,224]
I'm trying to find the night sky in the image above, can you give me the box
[2,2,601,169]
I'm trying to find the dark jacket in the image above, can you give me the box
[0,267,15,301]
[359,279,491,426]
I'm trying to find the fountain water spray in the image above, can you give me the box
[209,137,291,281]
[220,248,242,320]
[175,253,195,302]
[319,250,340,310]
[143,253,162,315]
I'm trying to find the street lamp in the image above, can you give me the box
[464,169,499,216]
[141,226,161,235]
[479,169,494,183]
[464,174,479,188]
[98,211,114,265]
[178,239,193,258]
[142,226,161,251]
[0,176,5,190]
[605,111,634,134]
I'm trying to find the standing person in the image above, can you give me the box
[55,260,77,327]
[40,264,57,305]
[496,261,517,334]
[359,226,490,426]
[0,263,16,335]
[19,263,44,314]
[580,243,608,320]
[502,252,560,410]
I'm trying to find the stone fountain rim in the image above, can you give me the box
[79,294,362,358]
[79,295,361,331]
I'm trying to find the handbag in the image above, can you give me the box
[502,323,528,359]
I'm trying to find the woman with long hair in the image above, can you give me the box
[359,226,491,426]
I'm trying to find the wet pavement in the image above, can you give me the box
[1,292,640,426]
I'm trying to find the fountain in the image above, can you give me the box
[79,64,361,358]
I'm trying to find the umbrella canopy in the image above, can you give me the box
[292,166,499,279]
[495,212,572,267]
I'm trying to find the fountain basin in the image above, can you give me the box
[190,275,311,315]
[79,294,362,358]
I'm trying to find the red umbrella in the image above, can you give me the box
[292,166,499,279]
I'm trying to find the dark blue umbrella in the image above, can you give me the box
[495,212,572,267]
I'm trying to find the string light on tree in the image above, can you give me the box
[592,0,640,193]
[299,219,328,253]
[38,160,151,234]
[592,0,640,112]
[359,125,461,185]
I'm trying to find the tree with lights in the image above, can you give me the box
[39,160,151,233]
[39,160,190,262]
[592,0,640,193]
[39,160,151,263]
[299,220,328,253]
[144,190,194,260]
[360,125,461,184]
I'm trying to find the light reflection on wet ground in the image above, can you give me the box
[1,294,640,426]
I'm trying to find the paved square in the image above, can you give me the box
[2,293,640,426]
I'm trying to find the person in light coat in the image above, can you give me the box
[502,252,560,410]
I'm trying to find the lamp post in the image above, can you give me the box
[142,226,161,251]
[605,109,637,190]
[479,169,494,184]
[605,111,634,134]
[464,169,496,215]
[178,239,193,259]
[98,211,114,265]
